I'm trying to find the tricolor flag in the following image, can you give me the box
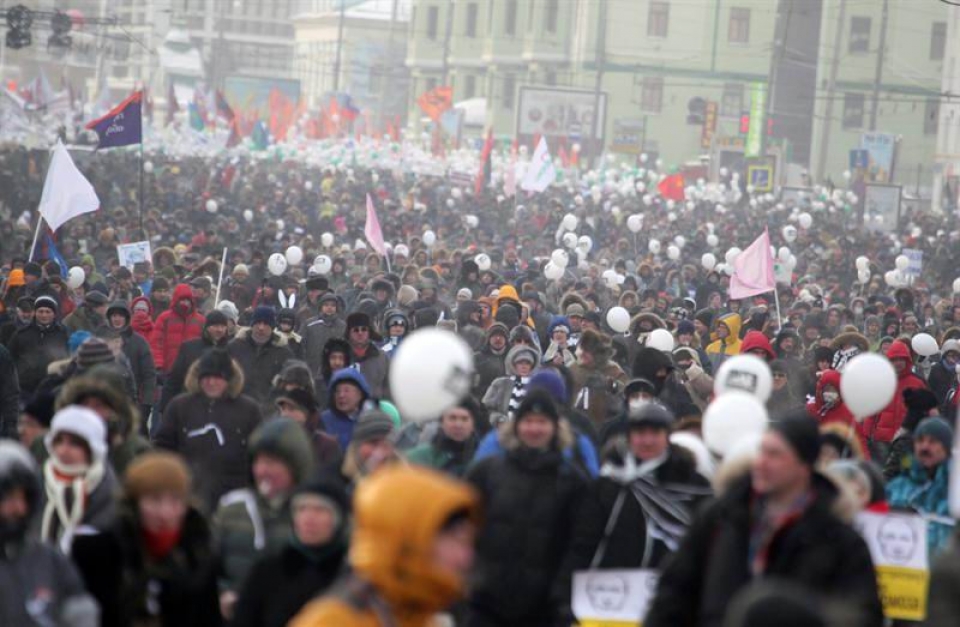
[85,89,142,149]
[216,89,235,122]
[364,194,387,257]
[520,137,556,193]
[37,141,101,232]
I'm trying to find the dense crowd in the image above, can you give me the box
[0,142,958,626]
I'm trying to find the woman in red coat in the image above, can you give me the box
[149,284,204,374]
[807,368,870,459]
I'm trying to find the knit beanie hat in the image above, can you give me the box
[515,390,560,425]
[196,349,234,381]
[68,331,92,354]
[84,291,109,307]
[915,417,954,454]
[124,452,191,501]
[205,310,229,327]
[397,284,419,307]
[216,300,239,322]
[44,406,108,465]
[677,319,696,336]
[23,262,42,278]
[251,305,277,328]
[352,408,395,444]
[22,389,57,429]
[769,410,821,467]
[527,369,569,405]
[76,338,115,369]
[34,294,59,314]
[275,387,320,416]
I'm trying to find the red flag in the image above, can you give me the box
[166,82,180,127]
[417,86,453,122]
[558,145,570,168]
[657,173,685,201]
[226,118,241,148]
[475,128,494,196]
[364,194,387,257]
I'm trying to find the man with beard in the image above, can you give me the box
[228,306,295,405]
[474,323,510,399]
[148,277,172,315]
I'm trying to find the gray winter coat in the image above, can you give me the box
[301,315,346,376]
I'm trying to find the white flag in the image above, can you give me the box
[38,141,100,231]
[521,137,556,193]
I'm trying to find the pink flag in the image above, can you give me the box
[729,228,776,300]
[364,193,387,257]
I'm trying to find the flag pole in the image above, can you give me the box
[773,287,783,332]
[28,215,44,263]
[214,246,228,306]
[138,88,145,239]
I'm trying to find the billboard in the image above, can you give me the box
[860,132,896,183]
[223,76,301,119]
[516,86,607,140]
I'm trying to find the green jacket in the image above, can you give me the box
[405,436,477,478]
[212,488,292,592]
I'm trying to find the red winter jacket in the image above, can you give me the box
[740,330,776,361]
[149,284,204,373]
[807,369,869,458]
[864,341,927,443]
[130,296,154,342]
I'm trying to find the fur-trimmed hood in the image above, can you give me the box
[559,291,590,315]
[629,311,667,334]
[495,418,576,453]
[233,326,290,347]
[578,328,614,364]
[830,331,870,352]
[56,368,141,439]
[184,356,246,398]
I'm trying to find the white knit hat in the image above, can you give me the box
[217,300,240,322]
[44,406,107,464]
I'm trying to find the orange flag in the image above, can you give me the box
[657,173,686,201]
[417,86,453,122]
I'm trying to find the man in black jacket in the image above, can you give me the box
[645,412,883,627]
[107,301,156,424]
[159,310,231,412]
[8,295,68,400]
[228,306,294,407]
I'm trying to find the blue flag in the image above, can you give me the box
[252,120,269,151]
[32,232,68,277]
[85,90,142,149]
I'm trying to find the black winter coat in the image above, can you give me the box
[465,444,587,627]
[570,447,711,571]
[227,332,294,404]
[121,326,157,406]
[159,332,228,411]
[645,473,884,627]
[72,505,222,627]
[231,541,347,627]
[0,345,19,438]
[8,322,68,394]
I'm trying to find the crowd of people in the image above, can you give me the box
[0,141,958,626]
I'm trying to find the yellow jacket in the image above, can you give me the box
[705,312,743,356]
[291,466,479,627]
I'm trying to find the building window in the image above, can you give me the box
[427,5,439,40]
[465,3,478,38]
[925,99,940,135]
[720,83,743,117]
[505,0,518,36]
[641,78,663,113]
[465,75,476,99]
[528,0,535,32]
[545,70,557,86]
[648,1,669,38]
[931,22,947,61]
[502,74,516,109]
[849,16,870,54]
[729,7,750,43]
[545,0,559,33]
[842,93,865,129]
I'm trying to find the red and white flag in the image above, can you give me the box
[729,228,776,300]
[364,193,387,256]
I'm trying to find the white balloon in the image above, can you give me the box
[577,235,593,254]
[602,269,619,289]
[725,247,742,265]
[787,254,797,270]
[670,432,716,478]
[243,209,254,223]
[667,245,680,261]
[276,219,286,231]
[954,278,960,294]
[674,235,686,249]
[304,180,313,191]
[782,225,797,242]
[798,212,813,229]
[723,431,764,465]
[647,328,675,353]
[544,262,564,280]
[777,247,791,263]
[321,232,334,247]
[206,199,218,213]
[722,263,735,276]
[606,306,631,333]
[267,253,288,276]
[912,333,939,357]
[855,256,869,271]
[465,214,479,228]
[562,232,578,249]
[143,161,154,174]
[562,213,578,231]
[841,353,897,420]
[475,253,491,272]
[701,253,717,271]
[884,270,898,287]
[706,233,719,248]
[551,249,570,268]
[285,246,304,266]
[703,391,769,456]
[857,269,871,283]
[714,355,774,402]
[627,214,643,233]
[649,239,661,255]
[67,266,85,289]
[895,254,910,271]
[313,255,332,275]
[389,329,475,424]
[422,230,437,247]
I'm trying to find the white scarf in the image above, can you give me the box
[40,458,105,553]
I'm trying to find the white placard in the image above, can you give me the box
[572,568,658,625]
[856,511,928,570]
[117,240,152,271]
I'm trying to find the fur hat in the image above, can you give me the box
[578,328,613,361]
[196,349,235,381]
[124,452,191,500]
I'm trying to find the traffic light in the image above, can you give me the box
[687,97,706,125]
[5,5,33,50]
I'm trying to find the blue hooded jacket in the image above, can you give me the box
[320,367,372,449]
